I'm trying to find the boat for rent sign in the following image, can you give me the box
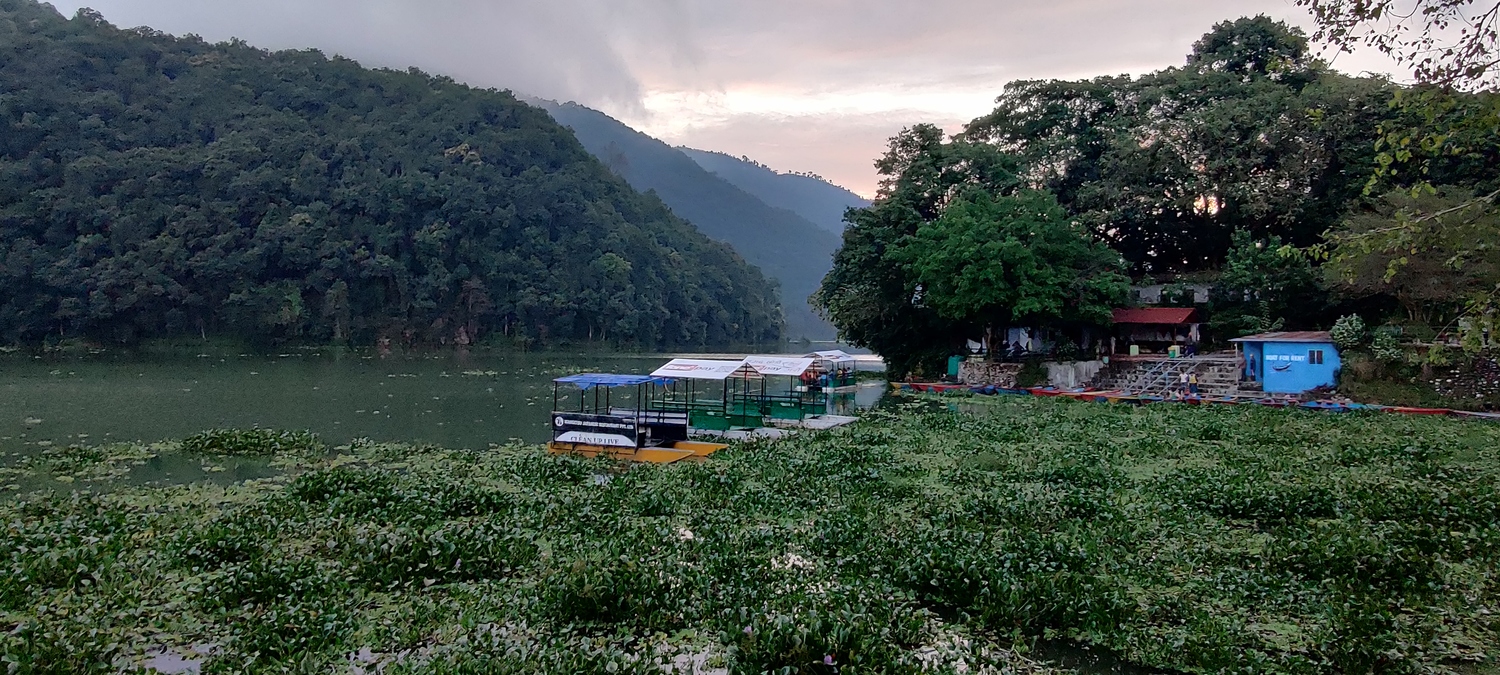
[553,413,638,448]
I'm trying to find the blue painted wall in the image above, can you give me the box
[1242,342,1264,383]
[1244,340,1341,394]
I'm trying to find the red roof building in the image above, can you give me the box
[1110,307,1202,355]
[1112,308,1201,325]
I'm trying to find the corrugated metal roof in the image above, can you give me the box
[1112,308,1200,325]
[1229,331,1334,343]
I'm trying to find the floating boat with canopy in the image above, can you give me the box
[547,373,728,464]
[647,359,747,431]
[801,350,859,392]
[647,357,853,432]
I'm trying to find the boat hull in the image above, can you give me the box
[547,440,729,464]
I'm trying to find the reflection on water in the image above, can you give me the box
[1,348,886,462]
[129,453,280,487]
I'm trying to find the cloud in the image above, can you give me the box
[45,0,702,111]
[45,0,1407,196]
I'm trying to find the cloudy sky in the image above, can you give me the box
[48,0,1405,197]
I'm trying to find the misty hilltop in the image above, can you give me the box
[678,148,870,235]
[0,0,783,347]
[533,100,845,341]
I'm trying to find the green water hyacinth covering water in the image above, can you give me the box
[1,396,1498,674]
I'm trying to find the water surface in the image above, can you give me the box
[1,348,884,459]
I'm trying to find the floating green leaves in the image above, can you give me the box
[1,399,1498,673]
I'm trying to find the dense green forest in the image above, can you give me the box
[537,101,842,340]
[819,16,1500,376]
[0,0,783,348]
[678,147,870,235]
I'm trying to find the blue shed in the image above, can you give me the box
[1230,331,1341,395]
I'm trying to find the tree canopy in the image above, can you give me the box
[968,16,1397,273]
[0,0,782,348]
[815,126,1126,377]
[896,190,1128,334]
[1295,0,1500,333]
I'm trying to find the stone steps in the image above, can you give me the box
[1090,358,1247,397]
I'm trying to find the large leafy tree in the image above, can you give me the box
[1295,0,1500,326]
[815,126,1125,377]
[1296,0,1500,88]
[1209,230,1328,338]
[896,190,1128,346]
[814,125,1010,377]
[968,16,1396,273]
[1325,188,1500,326]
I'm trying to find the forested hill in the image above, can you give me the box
[678,148,871,235]
[535,101,841,341]
[0,0,783,348]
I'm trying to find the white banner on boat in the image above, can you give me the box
[651,359,745,380]
[805,350,855,364]
[743,356,816,377]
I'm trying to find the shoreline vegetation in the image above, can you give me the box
[0,337,799,358]
[3,397,1496,674]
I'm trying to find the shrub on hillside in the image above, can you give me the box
[1330,314,1368,351]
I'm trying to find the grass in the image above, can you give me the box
[1,396,1497,674]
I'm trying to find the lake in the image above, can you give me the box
[0,347,887,460]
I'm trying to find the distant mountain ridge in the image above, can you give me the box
[678,148,871,235]
[533,100,842,340]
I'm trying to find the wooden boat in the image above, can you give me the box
[1300,401,1356,412]
[1058,390,1110,402]
[1452,410,1500,422]
[1028,387,1067,397]
[1385,406,1453,416]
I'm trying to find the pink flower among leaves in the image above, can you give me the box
[824,654,836,665]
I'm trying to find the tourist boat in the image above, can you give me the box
[649,357,855,432]
[798,350,860,393]
[548,374,728,464]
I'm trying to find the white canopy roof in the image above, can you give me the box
[742,356,817,377]
[650,359,746,381]
[805,350,855,363]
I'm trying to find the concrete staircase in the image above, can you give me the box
[1090,356,1247,397]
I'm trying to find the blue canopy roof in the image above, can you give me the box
[553,373,665,390]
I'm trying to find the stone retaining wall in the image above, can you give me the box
[1047,361,1106,389]
[957,360,1106,388]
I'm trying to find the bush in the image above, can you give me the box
[1372,331,1404,364]
[1330,314,1368,351]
